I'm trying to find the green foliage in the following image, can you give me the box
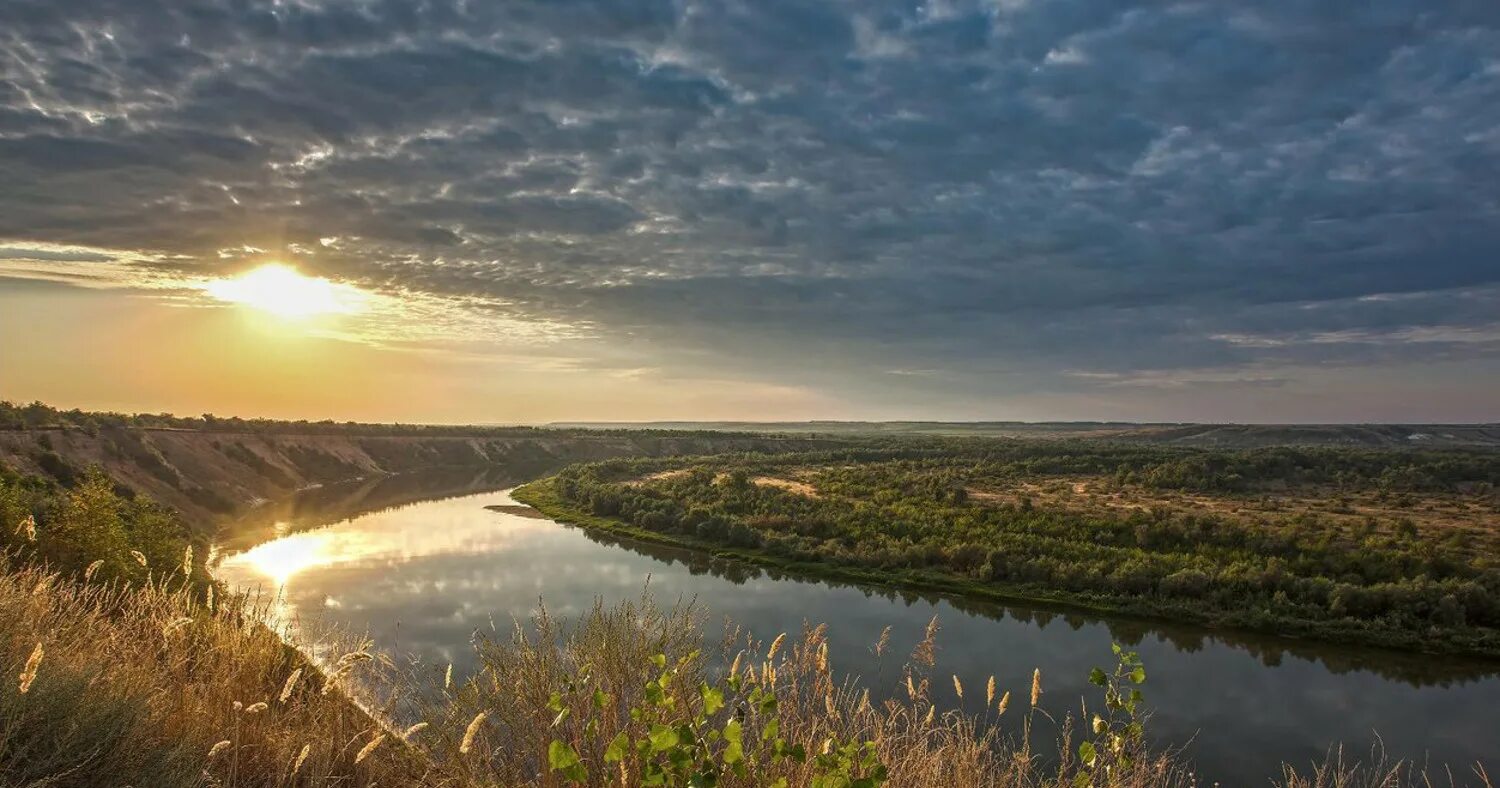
[545,651,884,787]
[534,444,1500,654]
[0,464,201,588]
[1076,644,1149,785]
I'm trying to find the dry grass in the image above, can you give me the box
[407,594,1188,788]
[963,475,1500,555]
[0,557,436,788]
[752,476,820,498]
[1277,745,1494,788]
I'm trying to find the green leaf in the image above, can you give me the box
[1078,740,1098,769]
[651,653,668,668]
[604,732,629,763]
[761,717,779,742]
[1129,666,1146,684]
[593,688,607,709]
[547,740,587,782]
[700,685,725,715]
[722,719,744,765]
[648,723,681,753]
[1088,667,1108,687]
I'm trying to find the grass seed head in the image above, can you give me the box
[355,733,386,764]
[279,668,302,703]
[291,744,311,775]
[18,642,44,694]
[460,711,488,754]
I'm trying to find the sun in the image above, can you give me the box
[203,263,367,319]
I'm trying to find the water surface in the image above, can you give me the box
[216,483,1500,783]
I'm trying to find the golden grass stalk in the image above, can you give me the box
[18,641,43,694]
[84,559,104,581]
[207,740,233,758]
[16,514,36,542]
[912,615,940,667]
[1030,668,1042,707]
[182,545,193,577]
[162,616,192,636]
[245,701,269,714]
[291,744,312,776]
[460,711,488,754]
[953,674,964,700]
[402,722,429,740]
[768,632,787,659]
[998,690,1011,716]
[279,668,303,703]
[986,675,996,706]
[129,550,147,567]
[355,733,386,764]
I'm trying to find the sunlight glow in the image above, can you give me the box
[203,263,368,318]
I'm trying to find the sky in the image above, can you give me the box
[2,0,1499,424]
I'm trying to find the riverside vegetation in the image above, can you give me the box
[515,442,1500,656]
[2,455,1496,786]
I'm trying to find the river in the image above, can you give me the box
[214,474,1500,783]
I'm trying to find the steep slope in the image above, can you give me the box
[0,427,837,532]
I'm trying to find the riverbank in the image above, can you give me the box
[513,476,1500,658]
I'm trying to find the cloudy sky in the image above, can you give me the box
[2,0,1499,423]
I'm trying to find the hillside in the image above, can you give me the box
[0,425,838,532]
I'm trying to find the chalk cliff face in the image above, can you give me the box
[0,427,831,532]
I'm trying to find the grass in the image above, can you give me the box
[0,557,433,787]
[3,553,1495,787]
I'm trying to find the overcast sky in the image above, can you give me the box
[2,0,1499,423]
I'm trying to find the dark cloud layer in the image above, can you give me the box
[3,0,1500,416]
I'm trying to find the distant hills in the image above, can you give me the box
[550,421,1500,448]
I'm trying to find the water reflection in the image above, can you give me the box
[216,487,1500,782]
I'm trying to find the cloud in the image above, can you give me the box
[2,0,1499,418]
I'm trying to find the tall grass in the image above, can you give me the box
[1,560,1491,787]
[0,557,434,787]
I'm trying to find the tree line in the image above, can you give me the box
[541,445,1500,654]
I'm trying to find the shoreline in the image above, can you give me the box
[513,477,1500,660]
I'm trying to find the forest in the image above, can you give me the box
[519,441,1500,655]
